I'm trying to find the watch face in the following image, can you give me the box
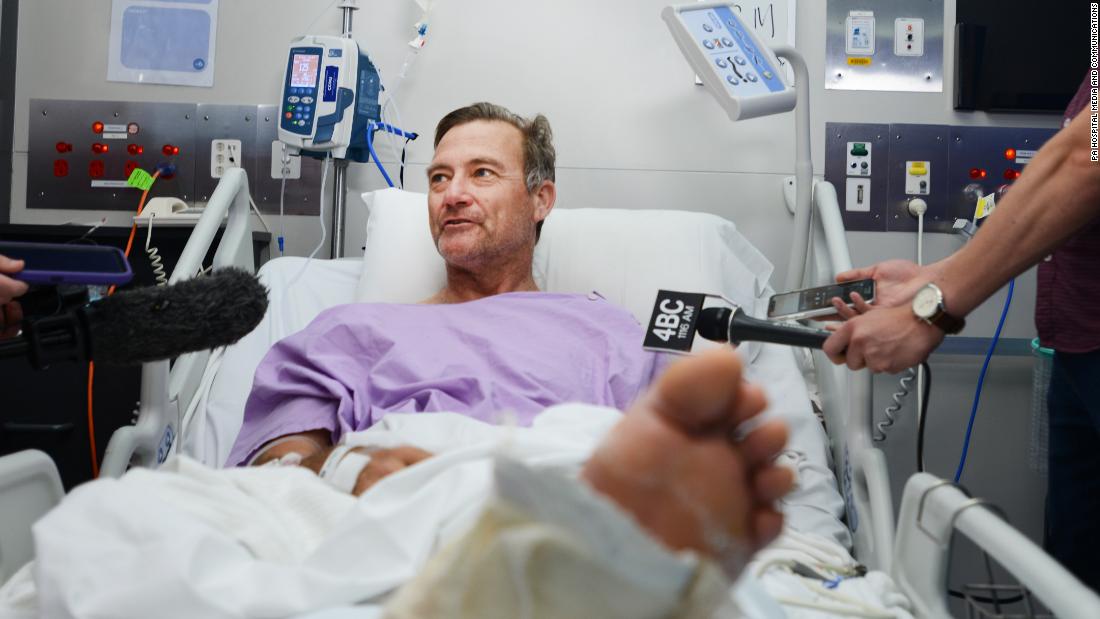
[913,286,940,318]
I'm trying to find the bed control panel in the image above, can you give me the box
[662,2,796,120]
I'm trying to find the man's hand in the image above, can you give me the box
[830,259,926,319]
[0,255,28,305]
[824,304,943,373]
[349,446,433,496]
[1,302,22,339]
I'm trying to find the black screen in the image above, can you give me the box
[956,1,1091,112]
[0,243,128,273]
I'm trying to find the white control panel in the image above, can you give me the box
[662,2,795,121]
[846,11,876,55]
[894,18,924,56]
[846,141,872,177]
[905,160,931,195]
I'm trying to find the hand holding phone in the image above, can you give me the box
[0,254,29,304]
[0,241,133,287]
[767,279,875,322]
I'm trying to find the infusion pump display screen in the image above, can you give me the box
[290,54,320,88]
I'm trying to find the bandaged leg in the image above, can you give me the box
[383,459,732,619]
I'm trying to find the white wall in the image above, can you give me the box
[10,0,1061,584]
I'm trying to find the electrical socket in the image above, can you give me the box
[846,177,871,212]
[210,139,242,179]
[270,140,301,180]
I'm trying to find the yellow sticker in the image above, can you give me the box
[974,193,996,220]
[847,57,873,66]
[126,168,154,191]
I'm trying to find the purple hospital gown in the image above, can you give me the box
[227,292,665,466]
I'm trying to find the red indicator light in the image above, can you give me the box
[1004,148,1016,161]
[162,144,180,156]
[127,144,144,155]
[92,121,104,134]
[91,143,109,154]
[969,168,987,180]
[173,146,180,155]
[53,159,69,177]
[1004,169,1021,181]
[88,160,105,179]
[55,142,72,153]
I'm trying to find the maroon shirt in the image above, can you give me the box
[1034,76,1100,353]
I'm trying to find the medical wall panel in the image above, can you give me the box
[946,126,1058,224]
[27,99,197,211]
[884,123,951,233]
[824,122,889,232]
[824,0,945,93]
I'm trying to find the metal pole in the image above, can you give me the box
[329,0,357,257]
[341,1,356,38]
[330,159,349,258]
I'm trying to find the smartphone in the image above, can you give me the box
[0,241,133,286]
[767,279,875,321]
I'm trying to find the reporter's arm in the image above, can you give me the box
[932,109,1100,315]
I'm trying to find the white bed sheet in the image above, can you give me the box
[5,406,881,619]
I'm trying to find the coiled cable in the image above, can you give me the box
[144,214,168,287]
[874,366,916,442]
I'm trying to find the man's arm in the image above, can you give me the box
[935,109,1100,315]
[251,430,434,497]
[826,109,1100,372]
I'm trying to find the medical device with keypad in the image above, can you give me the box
[277,35,382,162]
[661,2,795,121]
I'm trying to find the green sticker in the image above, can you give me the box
[126,168,154,191]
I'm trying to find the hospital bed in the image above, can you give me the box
[1,167,1098,617]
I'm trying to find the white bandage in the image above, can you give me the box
[318,445,372,494]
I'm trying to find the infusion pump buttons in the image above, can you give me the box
[846,142,872,177]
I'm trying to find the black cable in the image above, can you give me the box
[947,589,1026,605]
[399,137,411,189]
[983,551,1003,614]
[916,360,932,472]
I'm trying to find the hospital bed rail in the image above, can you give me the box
[99,168,256,477]
[800,179,895,573]
[894,472,1100,618]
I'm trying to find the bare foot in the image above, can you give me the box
[581,347,794,577]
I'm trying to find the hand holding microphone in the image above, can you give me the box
[2,268,268,369]
[644,289,830,355]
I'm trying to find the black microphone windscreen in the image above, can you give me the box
[85,268,268,365]
[697,307,732,342]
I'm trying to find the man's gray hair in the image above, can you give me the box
[434,103,556,239]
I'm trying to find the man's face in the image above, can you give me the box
[426,120,549,269]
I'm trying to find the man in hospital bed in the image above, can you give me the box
[3,104,891,618]
[225,101,791,609]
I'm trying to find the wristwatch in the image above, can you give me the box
[911,283,966,334]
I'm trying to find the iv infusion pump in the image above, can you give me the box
[278,35,382,162]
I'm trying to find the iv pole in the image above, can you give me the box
[330,0,359,259]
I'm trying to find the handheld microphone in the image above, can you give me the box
[1,268,268,368]
[698,306,829,349]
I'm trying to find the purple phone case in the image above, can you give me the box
[1,241,134,286]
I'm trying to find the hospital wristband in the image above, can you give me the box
[318,445,372,494]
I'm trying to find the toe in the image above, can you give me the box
[648,348,745,433]
[752,465,795,504]
[753,508,785,548]
[738,420,788,467]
